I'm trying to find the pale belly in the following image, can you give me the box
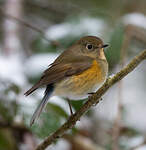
[53,60,108,100]
[53,77,106,100]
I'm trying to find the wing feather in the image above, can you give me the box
[24,56,93,96]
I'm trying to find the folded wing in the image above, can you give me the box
[24,56,93,96]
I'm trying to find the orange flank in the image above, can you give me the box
[73,60,103,82]
[72,60,104,94]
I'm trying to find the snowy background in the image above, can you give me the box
[0,0,146,150]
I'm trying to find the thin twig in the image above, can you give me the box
[0,6,51,43]
[112,26,131,150]
[0,120,29,133]
[35,50,146,150]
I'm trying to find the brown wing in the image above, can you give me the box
[24,56,93,96]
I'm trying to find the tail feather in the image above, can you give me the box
[30,84,54,126]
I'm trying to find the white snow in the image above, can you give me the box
[94,61,146,131]
[49,139,70,150]
[46,23,71,40]
[122,13,146,29]
[24,53,58,77]
[0,53,26,86]
[46,17,106,40]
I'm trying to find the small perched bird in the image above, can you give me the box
[24,36,109,126]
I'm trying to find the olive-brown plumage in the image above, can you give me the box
[24,36,109,125]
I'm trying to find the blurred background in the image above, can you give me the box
[0,0,146,150]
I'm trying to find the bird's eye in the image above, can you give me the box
[86,44,93,50]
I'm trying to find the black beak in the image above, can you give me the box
[102,44,109,48]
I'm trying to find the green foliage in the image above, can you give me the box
[31,102,68,138]
[31,33,82,55]
[27,75,41,85]
[105,25,124,68]
[0,100,18,123]
[0,0,4,4]
[4,83,21,95]
[47,103,68,119]
[0,82,20,123]
[0,129,18,150]
[31,112,61,138]
[70,99,85,111]
[0,81,21,150]
[31,37,59,53]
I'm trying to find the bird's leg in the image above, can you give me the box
[67,98,73,115]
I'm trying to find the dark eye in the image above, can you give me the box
[86,44,93,50]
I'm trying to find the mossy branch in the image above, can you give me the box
[35,50,146,150]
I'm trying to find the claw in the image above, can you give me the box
[88,92,95,95]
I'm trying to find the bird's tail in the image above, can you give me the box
[30,84,54,126]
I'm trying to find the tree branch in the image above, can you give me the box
[0,120,30,133]
[36,50,146,150]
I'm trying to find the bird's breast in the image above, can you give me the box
[54,60,108,100]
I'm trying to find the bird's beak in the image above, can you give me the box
[102,44,109,48]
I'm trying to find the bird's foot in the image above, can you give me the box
[88,92,96,95]
[88,92,95,95]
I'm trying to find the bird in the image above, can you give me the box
[24,36,109,126]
